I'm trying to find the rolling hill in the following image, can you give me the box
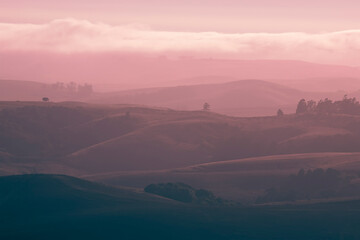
[1,174,360,239]
[90,79,347,117]
[0,78,352,117]
[3,52,360,90]
[0,80,48,101]
[0,79,92,102]
[274,77,360,92]
[64,111,360,173]
[86,152,360,201]
[2,101,360,176]
[0,174,175,212]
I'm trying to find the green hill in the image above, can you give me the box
[1,174,360,239]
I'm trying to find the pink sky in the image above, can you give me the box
[2,0,360,32]
[1,0,360,88]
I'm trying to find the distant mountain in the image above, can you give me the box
[0,79,47,101]
[2,52,360,90]
[91,79,343,116]
[0,79,94,102]
[0,78,354,116]
[273,77,360,92]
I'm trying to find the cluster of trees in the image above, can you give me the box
[144,182,225,205]
[256,168,354,203]
[296,95,360,115]
[49,82,93,96]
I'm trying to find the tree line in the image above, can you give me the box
[49,82,93,96]
[296,95,360,115]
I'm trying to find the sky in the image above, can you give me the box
[1,0,360,88]
[2,0,360,33]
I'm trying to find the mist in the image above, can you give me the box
[2,1,360,240]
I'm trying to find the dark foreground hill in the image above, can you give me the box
[1,174,360,240]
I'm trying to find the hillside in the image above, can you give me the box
[0,80,93,102]
[90,79,345,117]
[0,80,48,101]
[274,77,360,93]
[0,78,352,117]
[1,174,360,239]
[0,174,175,212]
[65,112,360,173]
[3,54,360,90]
[2,102,360,176]
[87,152,360,202]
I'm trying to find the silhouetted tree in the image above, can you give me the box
[66,82,77,92]
[51,82,65,91]
[144,182,222,204]
[306,100,317,112]
[256,168,348,203]
[297,95,360,115]
[203,102,210,111]
[78,83,93,97]
[296,99,307,114]
[42,97,49,102]
[317,98,333,114]
[277,109,284,117]
[334,95,360,114]
[298,168,305,177]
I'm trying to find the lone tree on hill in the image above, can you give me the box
[42,97,49,102]
[203,102,210,111]
[277,109,284,117]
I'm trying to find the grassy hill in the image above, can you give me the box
[2,101,360,176]
[0,80,48,101]
[1,174,360,239]
[90,79,346,117]
[86,152,360,202]
[0,174,174,210]
[64,111,360,173]
[0,78,348,117]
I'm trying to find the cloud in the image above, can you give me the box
[0,18,360,65]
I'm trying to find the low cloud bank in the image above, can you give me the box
[0,18,360,65]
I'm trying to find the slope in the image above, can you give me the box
[1,174,360,239]
[86,152,360,201]
[91,79,333,116]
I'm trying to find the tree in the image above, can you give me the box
[317,98,333,114]
[66,82,77,92]
[306,100,317,112]
[296,99,307,114]
[42,97,49,102]
[277,109,284,117]
[203,102,210,111]
[78,83,93,97]
[51,82,65,91]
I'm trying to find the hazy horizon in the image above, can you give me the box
[2,1,360,239]
[1,0,360,91]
